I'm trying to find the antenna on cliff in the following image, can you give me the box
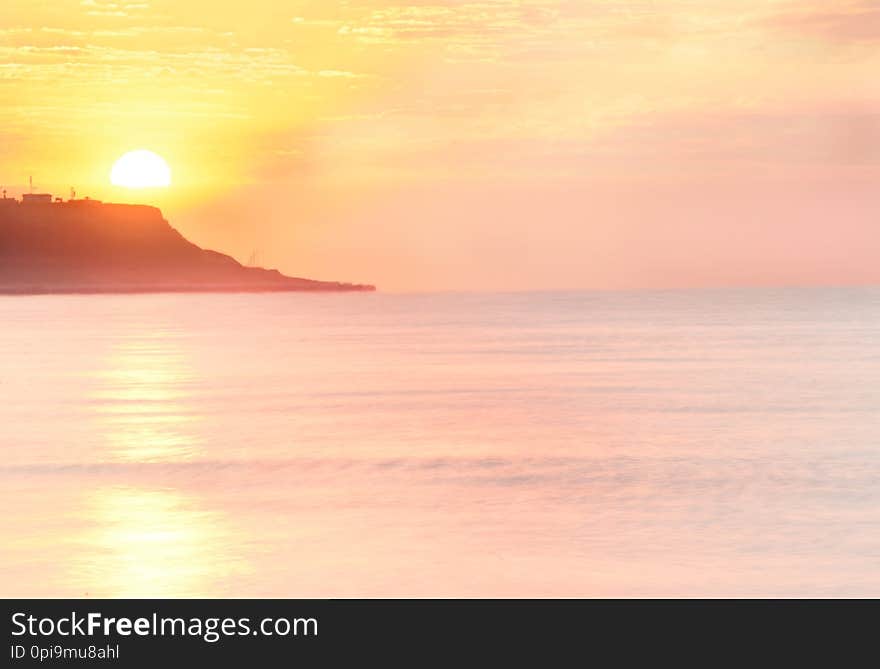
[29,176,33,194]
[70,187,76,201]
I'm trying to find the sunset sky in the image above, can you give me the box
[2,1,879,291]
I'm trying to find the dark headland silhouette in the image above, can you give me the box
[0,193,374,294]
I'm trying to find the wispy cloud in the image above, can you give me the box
[765,1,880,42]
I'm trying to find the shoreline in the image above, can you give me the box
[0,283,376,295]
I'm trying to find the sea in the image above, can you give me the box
[2,287,879,597]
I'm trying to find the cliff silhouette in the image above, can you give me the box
[0,199,374,294]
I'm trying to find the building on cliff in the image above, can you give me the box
[22,193,53,204]
[0,191,103,209]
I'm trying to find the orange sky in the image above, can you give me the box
[2,1,879,291]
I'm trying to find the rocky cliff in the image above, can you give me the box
[0,200,374,294]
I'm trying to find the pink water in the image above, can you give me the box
[2,288,879,596]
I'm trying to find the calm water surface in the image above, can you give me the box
[2,288,879,596]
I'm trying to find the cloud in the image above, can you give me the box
[589,106,880,170]
[332,1,563,62]
[766,1,880,42]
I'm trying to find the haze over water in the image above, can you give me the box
[2,288,879,597]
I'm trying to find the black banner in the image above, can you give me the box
[1,600,874,665]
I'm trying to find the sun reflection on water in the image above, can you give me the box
[71,486,246,598]
[69,333,249,596]
[92,335,202,463]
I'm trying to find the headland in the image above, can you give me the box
[0,193,374,294]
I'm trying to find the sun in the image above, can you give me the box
[110,150,171,188]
